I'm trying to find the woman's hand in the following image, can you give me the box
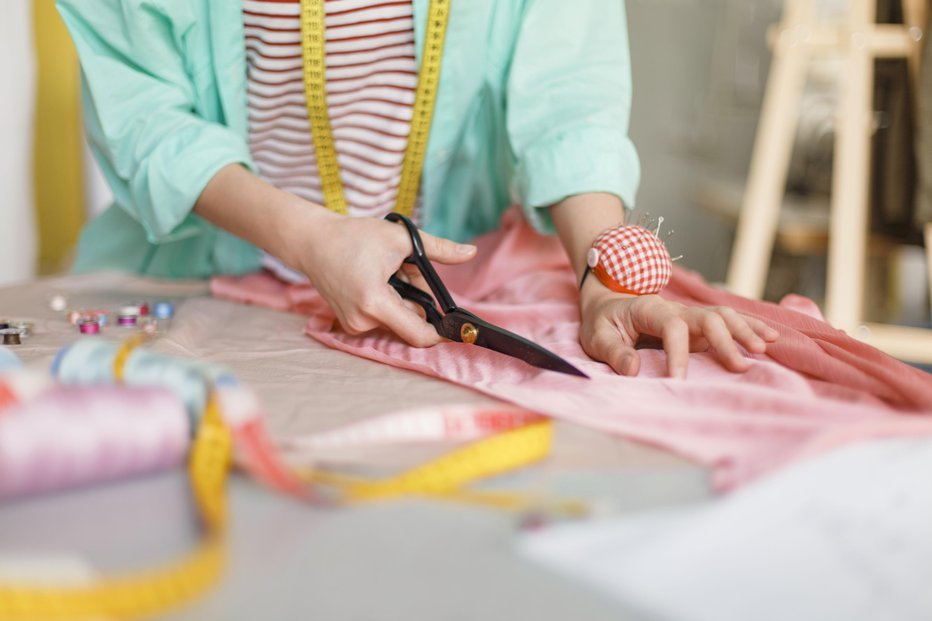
[194,165,476,347]
[283,212,476,347]
[579,278,778,378]
[548,193,778,378]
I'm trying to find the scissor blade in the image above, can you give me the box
[442,311,589,378]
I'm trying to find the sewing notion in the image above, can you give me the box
[385,213,588,378]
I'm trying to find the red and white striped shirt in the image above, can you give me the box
[243,0,418,220]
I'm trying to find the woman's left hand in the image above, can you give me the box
[578,279,779,378]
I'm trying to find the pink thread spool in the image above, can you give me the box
[78,318,101,335]
[0,386,190,498]
[118,306,139,327]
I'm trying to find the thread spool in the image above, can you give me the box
[53,339,233,425]
[118,308,138,327]
[78,318,101,335]
[83,310,109,327]
[123,302,148,317]
[0,386,189,499]
[51,340,311,500]
[11,321,34,338]
[0,330,21,346]
[153,302,174,320]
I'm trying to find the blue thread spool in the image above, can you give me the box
[153,302,174,320]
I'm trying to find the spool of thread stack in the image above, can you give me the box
[0,386,189,499]
[51,339,310,501]
[53,339,235,425]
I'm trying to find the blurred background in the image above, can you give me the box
[3,0,930,334]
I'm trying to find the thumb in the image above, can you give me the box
[418,231,477,265]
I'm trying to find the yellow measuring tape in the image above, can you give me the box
[0,389,231,620]
[299,0,450,217]
[0,337,569,620]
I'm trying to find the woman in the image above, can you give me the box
[57,0,776,377]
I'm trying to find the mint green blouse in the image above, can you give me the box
[57,0,640,278]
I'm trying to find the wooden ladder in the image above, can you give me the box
[727,0,932,363]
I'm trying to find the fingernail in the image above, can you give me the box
[622,354,637,375]
[671,366,686,380]
[456,244,477,255]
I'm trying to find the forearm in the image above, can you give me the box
[194,164,338,267]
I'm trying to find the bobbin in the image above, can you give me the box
[79,318,101,335]
[0,329,22,346]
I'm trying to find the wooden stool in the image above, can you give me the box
[726,0,932,363]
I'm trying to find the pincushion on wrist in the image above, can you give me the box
[580,224,673,296]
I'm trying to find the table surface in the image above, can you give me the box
[0,272,709,621]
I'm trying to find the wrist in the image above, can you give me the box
[273,195,340,271]
[579,272,635,314]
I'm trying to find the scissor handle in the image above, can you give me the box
[385,213,457,313]
[388,275,444,330]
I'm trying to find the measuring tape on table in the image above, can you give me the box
[300,0,450,217]
[0,338,579,619]
[0,336,232,620]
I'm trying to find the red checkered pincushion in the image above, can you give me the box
[586,225,673,295]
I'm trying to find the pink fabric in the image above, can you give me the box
[211,208,932,489]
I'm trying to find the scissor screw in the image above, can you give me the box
[460,323,478,344]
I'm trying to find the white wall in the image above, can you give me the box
[0,0,37,286]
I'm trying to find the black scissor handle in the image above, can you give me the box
[388,275,444,330]
[385,213,457,313]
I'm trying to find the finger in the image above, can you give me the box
[625,297,689,378]
[401,298,427,320]
[661,317,690,379]
[419,230,477,264]
[375,293,443,347]
[400,263,431,293]
[749,316,780,342]
[690,310,749,372]
[715,307,767,354]
[588,327,640,376]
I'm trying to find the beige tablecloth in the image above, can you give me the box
[1,271,695,473]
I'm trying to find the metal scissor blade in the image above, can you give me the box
[442,311,589,378]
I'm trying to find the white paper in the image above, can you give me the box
[520,437,932,621]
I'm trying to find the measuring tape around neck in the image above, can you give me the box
[299,0,451,217]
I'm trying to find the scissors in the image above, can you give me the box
[385,213,588,378]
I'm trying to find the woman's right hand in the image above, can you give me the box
[283,210,477,347]
[195,165,476,347]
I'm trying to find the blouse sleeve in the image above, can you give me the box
[506,0,641,233]
[57,0,254,243]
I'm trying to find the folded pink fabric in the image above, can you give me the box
[211,208,932,489]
